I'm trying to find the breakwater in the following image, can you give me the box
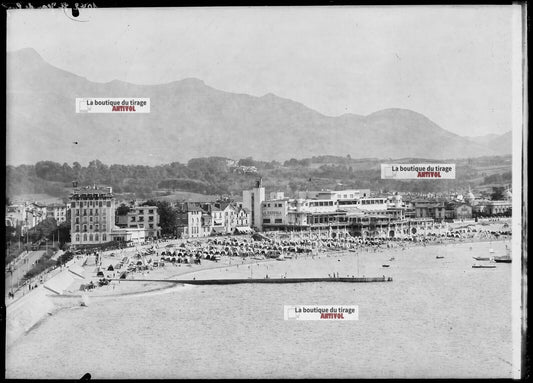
[114,276,393,285]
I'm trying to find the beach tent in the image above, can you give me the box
[107,265,114,271]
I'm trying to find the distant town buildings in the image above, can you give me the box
[231,165,258,174]
[174,201,252,238]
[6,181,513,247]
[5,201,48,233]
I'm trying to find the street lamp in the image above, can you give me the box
[8,267,14,297]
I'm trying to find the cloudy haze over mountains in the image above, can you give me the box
[6,48,512,166]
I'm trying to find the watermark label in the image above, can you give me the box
[381,164,456,179]
[284,305,358,320]
[76,98,150,113]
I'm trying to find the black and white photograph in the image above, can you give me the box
[4,4,526,379]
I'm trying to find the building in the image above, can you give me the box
[259,188,433,238]
[176,205,205,238]
[70,185,115,246]
[215,202,238,234]
[110,227,146,244]
[46,203,69,224]
[5,202,47,233]
[127,206,160,239]
[5,203,26,229]
[235,206,252,233]
[242,179,266,231]
[115,202,161,240]
[452,203,473,220]
[486,201,512,215]
[414,200,446,221]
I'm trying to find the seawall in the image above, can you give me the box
[6,258,87,348]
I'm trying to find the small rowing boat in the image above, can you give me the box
[472,264,496,269]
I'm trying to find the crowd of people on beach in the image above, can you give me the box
[60,219,512,292]
[90,218,511,264]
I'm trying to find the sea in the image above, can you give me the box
[5,240,514,379]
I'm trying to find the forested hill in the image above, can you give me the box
[6,155,512,202]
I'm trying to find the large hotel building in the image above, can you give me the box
[69,185,116,246]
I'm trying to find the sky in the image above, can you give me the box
[7,5,522,137]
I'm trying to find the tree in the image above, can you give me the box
[56,221,71,245]
[238,157,255,167]
[155,201,178,235]
[116,203,131,216]
[27,218,58,243]
[491,186,505,201]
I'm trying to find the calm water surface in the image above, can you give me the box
[5,241,513,379]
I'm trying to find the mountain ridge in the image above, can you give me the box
[6,47,511,166]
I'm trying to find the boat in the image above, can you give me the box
[382,264,390,268]
[493,257,511,263]
[436,256,444,259]
[472,256,491,261]
[494,250,512,263]
[493,247,512,263]
[389,257,395,261]
[472,264,496,269]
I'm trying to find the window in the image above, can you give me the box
[99,201,102,207]
[83,234,87,241]
[89,225,93,230]
[102,234,107,241]
[75,217,79,224]
[95,234,99,241]
[83,209,87,216]
[75,234,80,242]
[263,218,271,223]
[83,225,87,232]
[107,201,111,207]
[75,225,80,232]
[95,208,98,215]
[71,202,75,208]
[139,210,144,215]
[149,209,154,214]
[275,218,282,223]
[148,216,154,222]
[139,217,144,222]
[89,234,93,241]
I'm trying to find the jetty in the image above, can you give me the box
[112,276,393,285]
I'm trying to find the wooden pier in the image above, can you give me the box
[113,276,393,285]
